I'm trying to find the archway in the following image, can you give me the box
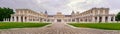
[57,19,61,22]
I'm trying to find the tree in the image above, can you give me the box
[115,12,120,22]
[0,7,14,21]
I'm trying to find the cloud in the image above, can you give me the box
[67,0,109,12]
[0,0,120,15]
[110,9,120,14]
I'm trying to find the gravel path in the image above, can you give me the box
[0,23,120,34]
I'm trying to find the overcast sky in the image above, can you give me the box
[0,0,120,15]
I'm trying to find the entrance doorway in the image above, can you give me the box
[57,19,61,22]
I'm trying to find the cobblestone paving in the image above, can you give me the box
[0,23,120,34]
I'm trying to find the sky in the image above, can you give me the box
[0,0,120,15]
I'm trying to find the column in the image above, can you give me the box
[102,16,105,22]
[14,16,17,22]
[68,19,70,22]
[74,19,76,22]
[40,18,43,22]
[10,16,13,22]
[113,16,116,22]
[31,17,33,22]
[26,17,29,22]
[46,19,48,22]
[97,16,99,22]
[42,18,45,22]
[18,16,21,22]
[76,19,79,22]
[42,19,45,22]
[47,19,49,22]
[6,18,8,22]
[82,18,85,22]
[86,18,87,22]
[44,19,45,22]
[82,19,83,22]
[70,19,72,22]
[49,19,51,22]
[108,16,111,22]
[79,19,81,22]
[23,16,25,22]
[34,18,37,22]
[92,17,95,22]
[40,18,42,22]
[5,18,7,22]
[7,18,10,22]
[78,18,80,22]
[3,18,5,22]
[87,17,89,22]
[38,18,40,22]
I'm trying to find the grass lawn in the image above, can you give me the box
[0,22,50,29]
[68,23,120,30]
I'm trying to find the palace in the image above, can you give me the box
[4,8,116,23]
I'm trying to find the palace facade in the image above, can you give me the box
[4,8,116,23]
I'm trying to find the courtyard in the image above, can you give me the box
[0,0,120,34]
[0,22,120,34]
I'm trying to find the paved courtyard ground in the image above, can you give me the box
[0,23,120,34]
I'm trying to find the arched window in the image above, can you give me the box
[99,17,102,22]
[21,16,23,22]
[16,16,18,22]
[111,17,113,21]
[25,17,27,22]
[72,19,75,22]
[105,16,108,22]
[12,17,14,21]
[95,17,97,22]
